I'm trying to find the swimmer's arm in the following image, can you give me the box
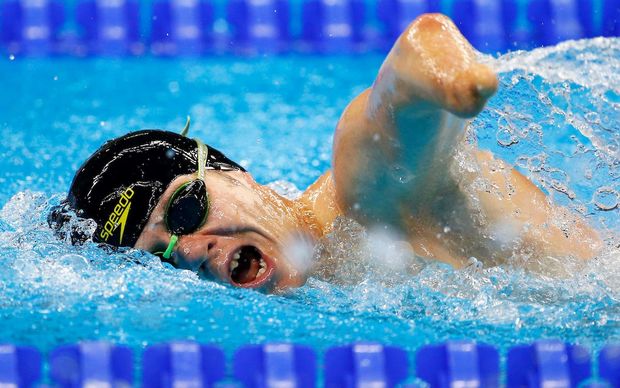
[331,14,497,228]
[329,14,601,264]
[465,150,602,261]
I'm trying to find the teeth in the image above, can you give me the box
[229,250,268,277]
[230,251,240,272]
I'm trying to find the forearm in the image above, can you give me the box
[332,96,466,231]
[332,14,498,230]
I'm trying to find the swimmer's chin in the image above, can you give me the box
[267,271,310,294]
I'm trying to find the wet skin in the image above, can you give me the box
[136,14,602,291]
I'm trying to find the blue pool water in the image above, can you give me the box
[0,38,619,368]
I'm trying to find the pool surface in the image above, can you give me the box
[0,38,619,367]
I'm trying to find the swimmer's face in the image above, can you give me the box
[135,170,310,293]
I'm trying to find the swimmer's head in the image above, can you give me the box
[48,129,244,247]
[50,129,311,292]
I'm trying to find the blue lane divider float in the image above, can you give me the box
[0,0,64,55]
[507,340,592,388]
[452,0,516,53]
[603,0,620,37]
[6,341,620,386]
[376,0,439,51]
[143,342,226,388]
[324,343,408,387]
[151,0,214,56]
[234,343,316,388]
[416,341,500,388]
[49,342,133,387]
[0,345,41,388]
[527,0,594,46]
[1,0,619,56]
[227,0,290,54]
[76,0,141,56]
[501,0,534,50]
[598,344,620,388]
[301,0,365,53]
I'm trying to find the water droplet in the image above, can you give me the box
[593,186,619,211]
[168,81,180,94]
[467,256,482,269]
[390,164,415,184]
[496,127,518,147]
[585,111,600,124]
[58,254,89,271]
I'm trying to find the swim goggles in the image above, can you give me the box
[153,140,245,264]
[153,138,210,265]
[152,117,245,265]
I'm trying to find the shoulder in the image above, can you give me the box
[298,171,342,236]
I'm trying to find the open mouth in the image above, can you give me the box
[229,245,273,287]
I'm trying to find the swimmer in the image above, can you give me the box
[49,14,602,292]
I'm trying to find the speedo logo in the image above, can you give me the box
[99,187,134,244]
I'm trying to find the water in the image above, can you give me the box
[0,39,618,370]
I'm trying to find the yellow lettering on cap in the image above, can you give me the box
[100,187,134,243]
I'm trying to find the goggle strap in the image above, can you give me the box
[163,234,178,259]
[195,138,208,177]
[181,116,191,137]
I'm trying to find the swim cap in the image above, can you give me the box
[48,129,245,247]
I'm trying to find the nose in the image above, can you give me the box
[171,235,230,279]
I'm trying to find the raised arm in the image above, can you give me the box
[330,14,601,268]
[332,14,496,233]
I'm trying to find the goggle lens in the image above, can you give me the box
[165,179,209,235]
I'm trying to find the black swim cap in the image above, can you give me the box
[49,129,245,247]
